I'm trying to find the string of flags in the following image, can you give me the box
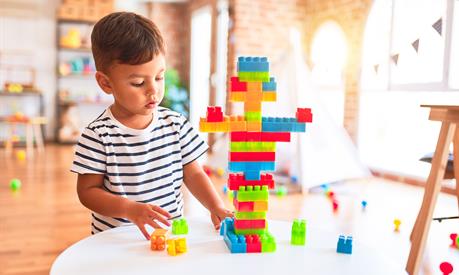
[374,17,442,71]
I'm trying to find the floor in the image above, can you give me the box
[0,145,458,274]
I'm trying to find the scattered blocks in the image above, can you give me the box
[9,178,21,191]
[167,237,187,256]
[291,219,306,245]
[440,262,453,275]
[276,186,287,197]
[150,228,168,251]
[394,219,401,232]
[361,200,367,211]
[449,233,457,247]
[337,235,353,254]
[172,218,188,235]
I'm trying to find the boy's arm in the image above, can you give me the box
[183,160,233,229]
[76,174,171,239]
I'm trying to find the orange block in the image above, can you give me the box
[150,229,168,251]
[229,115,247,131]
[246,91,263,102]
[247,121,262,132]
[254,201,268,211]
[247,82,262,92]
[244,101,262,112]
[230,92,246,102]
[262,92,277,102]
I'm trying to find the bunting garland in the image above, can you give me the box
[372,16,443,73]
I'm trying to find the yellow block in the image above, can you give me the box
[199,117,230,132]
[254,201,268,211]
[246,121,261,132]
[167,237,187,256]
[262,92,277,102]
[230,92,246,102]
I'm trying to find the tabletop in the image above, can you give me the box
[51,216,404,275]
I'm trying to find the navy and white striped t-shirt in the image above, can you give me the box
[71,106,208,234]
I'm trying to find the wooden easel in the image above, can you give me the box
[406,105,459,275]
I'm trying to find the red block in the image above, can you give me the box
[231,77,247,92]
[296,108,313,123]
[228,173,275,190]
[230,132,247,141]
[245,235,262,253]
[261,132,290,142]
[234,219,266,229]
[206,106,224,122]
[229,152,275,162]
[233,198,254,211]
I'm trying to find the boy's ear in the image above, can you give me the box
[95,71,113,94]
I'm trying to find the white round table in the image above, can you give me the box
[51,217,405,275]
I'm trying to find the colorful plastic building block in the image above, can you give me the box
[172,218,188,235]
[228,161,275,172]
[439,262,453,275]
[276,186,287,197]
[233,199,268,212]
[234,185,269,202]
[224,231,247,253]
[449,233,457,247]
[337,235,353,254]
[206,106,224,122]
[237,56,269,72]
[291,219,306,245]
[228,173,275,190]
[229,152,275,162]
[231,77,247,91]
[150,228,168,251]
[260,232,276,252]
[394,219,401,232]
[246,234,262,253]
[167,237,187,256]
[234,219,266,229]
[262,77,277,92]
[296,108,313,123]
[361,200,367,211]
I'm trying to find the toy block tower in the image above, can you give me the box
[200,56,313,253]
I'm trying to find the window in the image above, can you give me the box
[361,0,458,91]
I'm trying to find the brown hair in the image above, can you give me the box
[91,12,165,73]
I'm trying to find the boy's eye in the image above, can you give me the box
[156,76,164,81]
[131,81,144,87]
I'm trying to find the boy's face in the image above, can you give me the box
[96,54,166,119]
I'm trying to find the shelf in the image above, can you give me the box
[59,100,111,106]
[59,46,92,53]
[0,91,42,96]
[58,74,95,79]
[57,18,97,25]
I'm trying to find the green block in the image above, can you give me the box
[9,178,21,191]
[172,218,188,235]
[230,142,276,152]
[456,236,459,248]
[291,219,306,245]
[234,228,267,235]
[235,211,266,220]
[245,111,262,122]
[236,185,269,202]
[261,232,276,252]
[238,71,270,82]
[276,186,287,197]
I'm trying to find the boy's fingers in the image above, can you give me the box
[138,224,150,240]
[146,219,160,229]
[211,214,221,230]
[148,210,171,227]
[151,205,172,219]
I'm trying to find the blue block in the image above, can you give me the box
[220,217,234,236]
[245,170,261,180]
[228,161,275,172]
[337,235,353,254]
[224,231,247,253]
[292,122,306,132]
[237,56,269,72]
[262,77,277,91]
[262,117,299,132]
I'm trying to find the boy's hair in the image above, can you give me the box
[91,12,165,73]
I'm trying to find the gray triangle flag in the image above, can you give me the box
[411,39,419,53]
[432,18,442,36]
[391,54,399,65]
[374,64,379,73]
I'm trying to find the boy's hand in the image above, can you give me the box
[126,201,172,240]
[210,206,234,230]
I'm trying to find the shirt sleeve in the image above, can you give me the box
[71,127,107,174]
[179,115,209,165]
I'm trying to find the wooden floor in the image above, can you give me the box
[0,145,458,274]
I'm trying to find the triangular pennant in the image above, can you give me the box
[373,64,379,73]
[432,18,442,36]
[411,39,419,53]
[391,54,399,65]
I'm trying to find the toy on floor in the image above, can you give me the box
[439,262,453,275]
[172,218,188,235]
[167,237,187,256]
[275,185,287,197]
[291,219,306,245]
[336,235,353,254]
[150,228,168,251]
[361,200,367,211]
[202,56,313,253]
[16,150,26,161]
[393,219,401,232]
[449,233,458,248]
[9,178,22,191]
[332,200,339,213]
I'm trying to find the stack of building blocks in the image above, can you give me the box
[200,56,313,253]
[336,235,353,254]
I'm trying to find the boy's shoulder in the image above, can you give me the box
[156,106,186,124]
[84,109,113,132]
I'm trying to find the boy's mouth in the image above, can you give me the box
[145,101,158,109]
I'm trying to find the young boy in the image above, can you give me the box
[71,12,232,240]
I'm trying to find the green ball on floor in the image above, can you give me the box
[10,178,21,191]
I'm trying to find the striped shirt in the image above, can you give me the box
[71,106,208,234]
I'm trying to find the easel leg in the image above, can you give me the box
[406,122,455,275]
